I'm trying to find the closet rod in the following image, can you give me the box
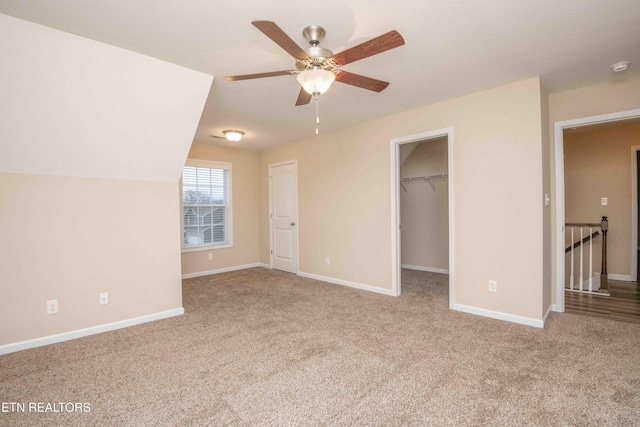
[400,174,448,192]
[400,174,448,182]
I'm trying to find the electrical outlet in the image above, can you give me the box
[325,257,330,266]
[488,280,497,293]
[47,299,58,315]
[601,197,608,206]
[99,292,109,305]
[207,252,213,261]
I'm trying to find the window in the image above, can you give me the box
[181,160,232,251]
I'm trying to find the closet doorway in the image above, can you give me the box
[390,128,454,305]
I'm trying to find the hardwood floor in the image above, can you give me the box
[565,279,640,323]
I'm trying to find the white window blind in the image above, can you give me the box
[182,161,231,250]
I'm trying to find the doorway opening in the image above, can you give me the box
[554,109,640,312]
[390,128,454,304]
[634,147,640,282]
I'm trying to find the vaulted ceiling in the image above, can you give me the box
[1,0,639,150]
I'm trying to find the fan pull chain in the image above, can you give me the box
[315,93,320,135]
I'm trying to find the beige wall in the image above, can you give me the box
[564,122,640,278]
[549,76,640,124]
[260,77,546,321]
[258,127,394,288]
[549,75,640,304]
[400,138,449,271]
[0,173,183,346]
[181,142,260,275]
[0,16,211,350]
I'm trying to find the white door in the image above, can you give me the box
[270,161,298,273]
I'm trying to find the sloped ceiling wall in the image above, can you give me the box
[0,13,213,182]
[0,14,213,350]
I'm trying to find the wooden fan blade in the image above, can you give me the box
[335,71,389,92]
[295,87,312,106]
[224,70,295,81]
[252,21,309,60]
[332,30,404,66]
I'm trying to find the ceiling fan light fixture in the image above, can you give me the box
[297,68,335,95]
[222,130,245,142]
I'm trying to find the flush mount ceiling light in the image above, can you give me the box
[222,130,245,141]
[610,61,630,73]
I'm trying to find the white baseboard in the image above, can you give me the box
[575,273,633,285]
[181,263,261,279]
[450,303,544,328]
[298,271,396,296]
[0,308,184,355]
[258,263,272,269]
[551,303,563,313]
[542,304,553,322]
[608,273,632,281]
[401,264,449,274]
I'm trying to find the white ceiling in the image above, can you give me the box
[1,0,639,150]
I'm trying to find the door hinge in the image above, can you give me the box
[270,250,273,255]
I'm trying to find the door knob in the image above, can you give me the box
[290,222,296,226]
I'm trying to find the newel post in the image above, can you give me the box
[600,216,608,290]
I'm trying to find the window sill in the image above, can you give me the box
[182,243,233,254]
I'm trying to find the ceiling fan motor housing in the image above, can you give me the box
[302,25,325,46]
[297,25,336,71]
[296,46,336,71]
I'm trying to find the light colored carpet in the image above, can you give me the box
[1,268,639,426]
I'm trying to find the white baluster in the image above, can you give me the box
[570,227,574,290]
[579,227,584,291]
[588,226,593,292]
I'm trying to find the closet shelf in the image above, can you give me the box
[400,174,448,192]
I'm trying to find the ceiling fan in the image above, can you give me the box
[224,21,405,106]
